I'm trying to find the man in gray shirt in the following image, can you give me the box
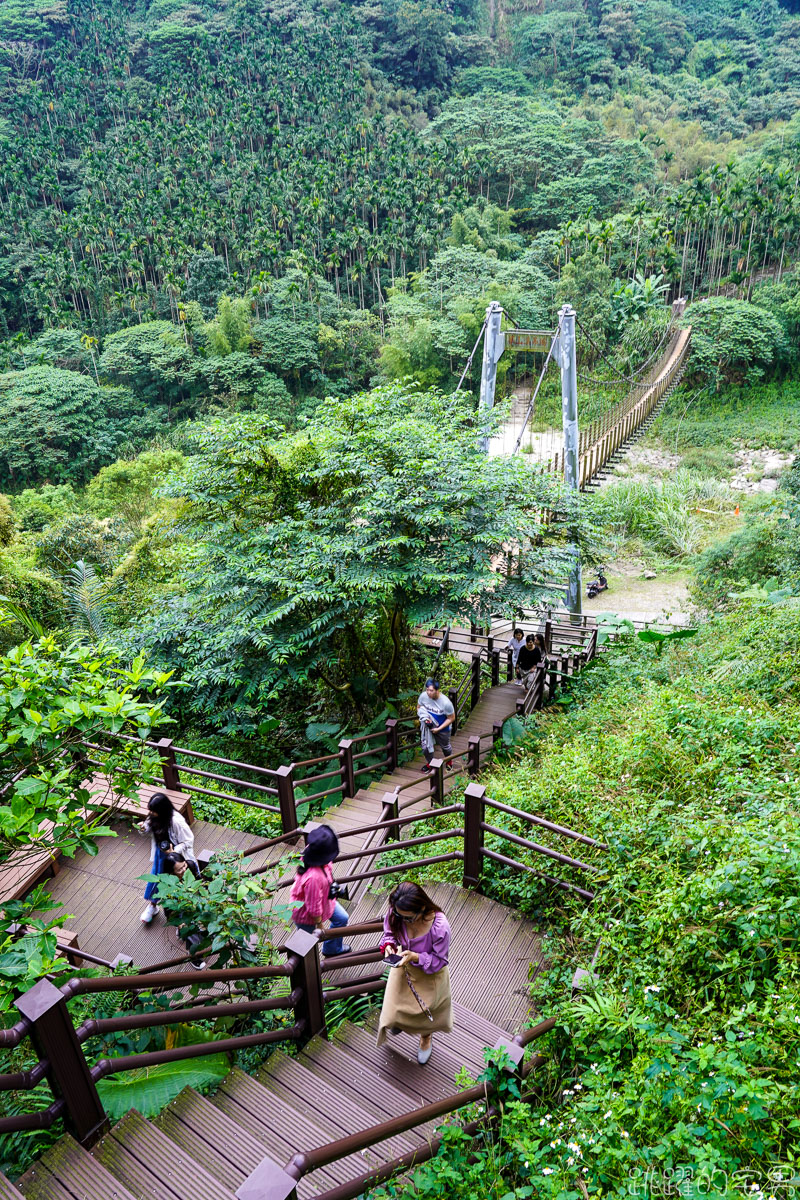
[417,677,455,772]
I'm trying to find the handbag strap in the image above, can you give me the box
[403,967,434,1022]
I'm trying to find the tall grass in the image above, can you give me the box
[592,469,730,557]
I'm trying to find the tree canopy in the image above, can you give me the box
[133,383,582,731]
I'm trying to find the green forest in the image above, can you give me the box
[0,0,799,1193]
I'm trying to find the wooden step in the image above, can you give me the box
[18,1136,138,1200]
[259,1047,424,1161]
[335,1020,481,1104]
[297,1034,440,1133]
[155,1086,286,1198]
[214,1065,352,1190]
[93,1109,238,1200]
[0,1175,23,1200]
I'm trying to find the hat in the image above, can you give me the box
[302,824,340,868]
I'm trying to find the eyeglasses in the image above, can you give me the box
[391,904,422,922]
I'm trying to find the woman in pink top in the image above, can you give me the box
[290,825,350,957]
[376,880,453,1064]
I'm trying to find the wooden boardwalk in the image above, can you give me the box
[40,681,524,968]
[10,680,548,1200]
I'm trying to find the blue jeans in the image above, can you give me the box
[297,901,349,955]
[144,844,165,902]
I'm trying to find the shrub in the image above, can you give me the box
[35,514,134,576]
[683,298,790,390]
[12,484,80,533]
[463,601,800,1197]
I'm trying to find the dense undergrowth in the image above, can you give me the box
[379,600,800,1197]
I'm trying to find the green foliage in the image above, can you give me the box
[0,637,176,866]
[35,513,133,576]
[0,494,13,545]
[636,626,697,655]
[95,1031,229,1119]
[0,552,62,647]
[12,484,80,533]
[692,458,800,607]
[204,296,253,357]
[428,99,654,226]
[151,850,290,968]
[136,383,580,732]
[86,450,185,531]
[0,888,73,1010]
[0,367,144,489]
[556,252,613,355]
[684,298,791,389]
[64,560,113,643]
[591,470,730,558]
[97,323,197,419]
[656,374,800,455]
[470,600,800,1194]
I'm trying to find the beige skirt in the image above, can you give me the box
[376,963,454,1046]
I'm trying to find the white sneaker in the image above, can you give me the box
[140,902,158,923]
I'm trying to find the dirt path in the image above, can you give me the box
[583,563,692,625]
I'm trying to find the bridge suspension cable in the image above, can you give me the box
[511,315,563,456]
[455,319,488,393]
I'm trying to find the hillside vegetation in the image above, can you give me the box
[380,599,800,1196]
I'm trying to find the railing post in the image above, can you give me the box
[285,927,326,1044]
[467,735,481,777]
[385,718,399,772]
[157,737,180,790]
[448,688,459,735]
[470,621,477,643]
[491,649,500,687]
[533,662,546,710]
[383,791,400,843]
[493,720,503,745]
[463,782,485,889]
[275,764,297,834]
[470,653,481,710]
[506,648,513,682]
[15,979,109,1147]
[236,1160,298,1200]
[338,738,356,799]
[544,620,552,654]
[429,757,445,806]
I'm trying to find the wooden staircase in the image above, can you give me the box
[15,1005,511,1200]
[16,880,540,1200]
[5,652,587,1198]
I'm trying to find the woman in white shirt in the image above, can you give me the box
[507,629,525,674]
[140,791,197,924]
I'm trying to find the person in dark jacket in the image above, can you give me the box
[516,634,542,689]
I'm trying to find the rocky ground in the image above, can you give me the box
[729,447,795,493]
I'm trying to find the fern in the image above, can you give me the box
[64,559,112,643]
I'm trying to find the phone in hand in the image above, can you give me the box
[384,952,402,965]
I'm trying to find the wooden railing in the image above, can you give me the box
[578,327,691,489]
[0,612,607,1148]
[1,773,604,1150]
[252,1017,558,1200]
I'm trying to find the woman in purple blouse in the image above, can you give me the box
[376,881,453,1064]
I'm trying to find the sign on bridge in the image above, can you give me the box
[505,330,553,353]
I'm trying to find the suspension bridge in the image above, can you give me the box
[479,298,692,490]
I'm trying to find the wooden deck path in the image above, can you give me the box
[39,681,524,968]
[16,876,543,1200]
[10,681,547,1200]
